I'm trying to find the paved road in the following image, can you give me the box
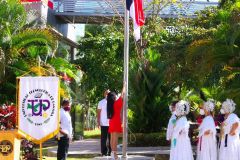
[47,139,171,158]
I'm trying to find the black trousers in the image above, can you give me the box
[57,136,70,160]
[101,126,111,155]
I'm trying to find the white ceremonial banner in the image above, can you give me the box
[18,77,59,143]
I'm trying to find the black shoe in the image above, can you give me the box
[102,154,107,156]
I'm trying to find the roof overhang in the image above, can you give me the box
[48,27,79,48]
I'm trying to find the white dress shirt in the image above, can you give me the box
[59,108,73,138]
[98,98,109,126]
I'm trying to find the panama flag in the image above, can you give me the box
[126,0,145,41]
[48,0,53,9]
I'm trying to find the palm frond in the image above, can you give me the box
[11,29,57,53]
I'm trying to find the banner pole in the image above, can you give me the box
[40,142,43,160]
[16,78,19,128]
[122,0,129,158]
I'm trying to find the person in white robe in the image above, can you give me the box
[197,100,217,160]
[166,101,178,141]
[170,100,194,160]
[219,99,240,160]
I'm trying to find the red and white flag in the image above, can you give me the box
[126,0,145,41]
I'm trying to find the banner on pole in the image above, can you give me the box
[18,77,60,143]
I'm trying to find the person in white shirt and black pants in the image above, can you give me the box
[97,89,111,156]
[57,100,73,160]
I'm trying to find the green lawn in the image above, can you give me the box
[84,129,101,139]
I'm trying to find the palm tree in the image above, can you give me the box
[0,0,57,82]
[0,0,84,104]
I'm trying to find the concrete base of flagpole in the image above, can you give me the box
[93,155,155,160]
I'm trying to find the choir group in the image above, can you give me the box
[167,99,240,160]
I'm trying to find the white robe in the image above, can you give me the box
[219,113,240,160]
[197,115,217,160]
[170,116,193,160]
[166,114,177,141]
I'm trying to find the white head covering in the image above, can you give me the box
[175,100,190,116]
[221,99,236,114]
[203,100,215,112]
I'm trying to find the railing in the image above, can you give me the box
[54,0,120,15]
[53,0,219,18]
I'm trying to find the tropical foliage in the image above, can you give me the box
[76,25,127,103]
[186,2,240,110]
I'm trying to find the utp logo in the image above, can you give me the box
[21,89,56,126]
[0,140,13,156]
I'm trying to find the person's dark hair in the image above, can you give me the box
[62,100,69,106]
[107,92,116,119]
[200,90,207,101]
[171,101,179,108]
[210,111,214,116]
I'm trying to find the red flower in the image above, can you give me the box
[60,72,72,83]
[0,104,16,130]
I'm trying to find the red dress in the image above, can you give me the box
[109,97,123,133]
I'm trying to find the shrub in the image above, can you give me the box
[128,123,199,147]
[128,132,168,147]
[21,140,38,160]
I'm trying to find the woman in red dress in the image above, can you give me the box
[107,85,125,159]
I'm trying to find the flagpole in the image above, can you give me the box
[122,0,129,158]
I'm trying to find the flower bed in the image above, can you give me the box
[0,104,16,130]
